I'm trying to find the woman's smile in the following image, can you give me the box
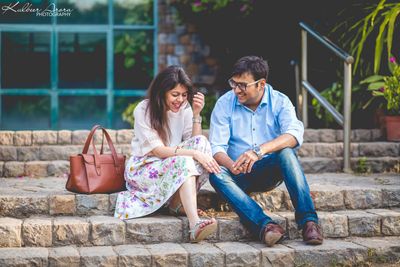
[171,102,182,111]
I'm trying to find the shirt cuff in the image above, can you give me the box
[211,146,228,157]
[284,129,303,147]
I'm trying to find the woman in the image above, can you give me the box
[114,65,221,242]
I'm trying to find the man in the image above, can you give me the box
[209,56,323,247]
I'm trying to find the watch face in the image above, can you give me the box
[253,146,262,158]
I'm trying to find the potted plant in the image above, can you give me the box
[362,56,400,141]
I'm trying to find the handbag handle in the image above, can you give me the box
[82,125,102,154]
[82,125,117,157]
[91,131,120,176]
[82,125,121,169]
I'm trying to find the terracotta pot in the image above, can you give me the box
[374,108,386,130]
[385,116,400,141]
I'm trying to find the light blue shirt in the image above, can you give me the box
[209,84,304,161]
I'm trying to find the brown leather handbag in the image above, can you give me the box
[66,125,126,194]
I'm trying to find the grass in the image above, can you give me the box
[354,157,372,174]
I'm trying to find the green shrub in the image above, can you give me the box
[361,56,400,115]
[121,100,141,128]
[201,94,217,129]
[311,81,362,127]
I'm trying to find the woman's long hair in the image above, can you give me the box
[146,65,193,144]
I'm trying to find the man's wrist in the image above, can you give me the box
[252,145,263,159]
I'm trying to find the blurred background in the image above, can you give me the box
[0,0,399,130]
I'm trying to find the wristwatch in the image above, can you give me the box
[192,116,202,124]
[252,145,263,159]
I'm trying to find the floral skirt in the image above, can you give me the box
[114,135,211,220]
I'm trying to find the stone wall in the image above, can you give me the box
[158,0,218,86]
[1,129,399,177]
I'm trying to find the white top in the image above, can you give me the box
[131,99,193,157]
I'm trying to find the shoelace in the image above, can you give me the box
[304,223,319,234]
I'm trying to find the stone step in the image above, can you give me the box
[303,128,384,143]
[300,156,400,173]
[299,142,400,158]
[0,173,399,218]
[0,129,132,146]
[0,237,398,267]
[1,141,399,163]
[0,129,385,147]
[1,208,400,248]
[1,156,399,178]
[0,144,132,162]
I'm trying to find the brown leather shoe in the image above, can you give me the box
[302,221,323,245]
[263,223,285,247]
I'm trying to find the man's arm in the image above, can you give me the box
[210,96,244,175]
[276,96,304,147]
[232,133,297,173]
[209,95,234,168]
[234,96,303,173]
[259,133,298,155]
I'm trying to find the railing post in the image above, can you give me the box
[301,30,308,127]
[343,62,352,172]
[290,60,301,118]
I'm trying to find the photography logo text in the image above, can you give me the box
[1,2,73,17]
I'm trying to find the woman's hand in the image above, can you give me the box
[193,151,221,174]
[192,92,205,116]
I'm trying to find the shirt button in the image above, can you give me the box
[253,128,255,131]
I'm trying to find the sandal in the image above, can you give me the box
[169,203,208,217]
[189,218,218,243]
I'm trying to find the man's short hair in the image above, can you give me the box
[231,56,269,81]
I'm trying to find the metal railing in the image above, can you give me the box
[297,22,354,173]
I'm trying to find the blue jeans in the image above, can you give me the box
[209,147,318,241]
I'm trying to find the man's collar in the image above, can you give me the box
[260,84,269,106]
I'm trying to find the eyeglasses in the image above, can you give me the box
[228,78,262,91]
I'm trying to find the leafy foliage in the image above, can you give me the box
[114,31,153,78]
[311,81,362,127]
[333,0,400,74]
[355,157,371,174]
[115,0,153,25]
[361,56,400,115]
[122,100,141,128]
[312,0,399,127]
[200,94,217,129]
[172,0,254,16]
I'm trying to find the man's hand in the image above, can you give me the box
[232,150,259,174]
[228,165,242,175]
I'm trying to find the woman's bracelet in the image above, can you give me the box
[174,146,180,156]
[192,116,202,124]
